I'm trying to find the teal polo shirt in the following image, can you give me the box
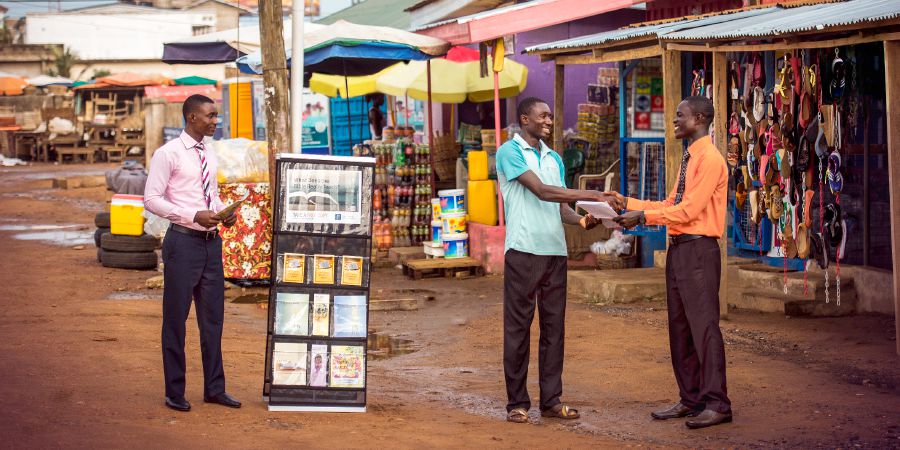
[496,133,567,256]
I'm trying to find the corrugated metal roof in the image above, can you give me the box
[663,0,900,40]
[524,7,775,52]
[411,0,557,32]
[525,0,900,53]
[317,0,420,30]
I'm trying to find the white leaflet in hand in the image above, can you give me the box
[575,201,621,229]
[575,201,619,218]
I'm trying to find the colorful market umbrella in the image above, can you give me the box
[163,21,326,64]
[75,72,175,90]
[465,55,528,103]
[307,67,393,98]
[174,76,218,86]
[0,77,28,96]
[375,59,468,103]
[236,20,449,76]
[373,50,527,104]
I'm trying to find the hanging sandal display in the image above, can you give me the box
[830,48,845,100]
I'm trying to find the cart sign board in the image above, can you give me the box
[264,153,375,412]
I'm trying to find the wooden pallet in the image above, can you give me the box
[402,257,483,280]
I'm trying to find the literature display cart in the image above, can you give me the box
[264,153,375,412]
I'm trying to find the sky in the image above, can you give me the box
[1,0,354,19]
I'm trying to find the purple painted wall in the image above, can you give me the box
[512,9,646,131]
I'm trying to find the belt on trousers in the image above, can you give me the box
[668,234,713,246]
[170,223,218,240]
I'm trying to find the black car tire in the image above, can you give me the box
[99,249,158,270]
[100,233,159,252]
[94,227,110,247]
[94,212,111,228]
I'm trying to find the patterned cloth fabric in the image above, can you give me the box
[219,183,272,280]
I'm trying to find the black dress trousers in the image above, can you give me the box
[161,228,226,399]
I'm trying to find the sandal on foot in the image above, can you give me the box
[507,408,529,423]
[542,404,580,420]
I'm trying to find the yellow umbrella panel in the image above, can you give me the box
[375,57,527,104]
[466,56,528,103]
[308,66,394,98]
[375,59,468,104]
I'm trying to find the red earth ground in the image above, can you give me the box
[1,163,899,448]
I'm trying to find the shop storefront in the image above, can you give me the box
[526,0,900,352]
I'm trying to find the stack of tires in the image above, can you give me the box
[93,211,159,270]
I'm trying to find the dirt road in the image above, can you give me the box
[1,164,898,449]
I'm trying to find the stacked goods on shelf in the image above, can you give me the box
[578,67,620,175]
[438,189,468,259]
[96,194,159,270]
[479,129,508,154]
[372,138,433,249]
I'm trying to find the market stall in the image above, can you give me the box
[526,0,900,351]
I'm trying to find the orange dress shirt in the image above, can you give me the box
[626,136,728,237]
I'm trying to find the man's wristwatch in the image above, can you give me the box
[638,211,646,226]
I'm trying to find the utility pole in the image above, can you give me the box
[291,0,304,152]
[258,0,291,206]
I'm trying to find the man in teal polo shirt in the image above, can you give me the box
[496,97,622,423]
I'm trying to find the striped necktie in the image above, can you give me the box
[194,142,212,210]
[674,147,691,205]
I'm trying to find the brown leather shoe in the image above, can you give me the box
[685,409,733,429]
[650,402,701,420]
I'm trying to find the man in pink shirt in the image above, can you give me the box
[144,94,240,412]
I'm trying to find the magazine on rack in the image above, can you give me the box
[283,253,307,283]
[329,345,365,388]
[313,254,336,284]
[340,256,363,286]
[274,293,309,336]
[284,168,362,225]
[272,342,308,386]
[312,293,330,336]
[333,295,366,338]
[308,344,328,387]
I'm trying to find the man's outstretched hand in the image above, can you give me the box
[596,191,625,211]
[614,210,644,229]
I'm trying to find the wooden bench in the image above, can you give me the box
[99,146,125,162]
[55,146,95,164]
[402,257,484,280]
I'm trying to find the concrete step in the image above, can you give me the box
[737,263,854,300]
[568,268,666,305]
[730,288,857,317]
[653,250,757,269]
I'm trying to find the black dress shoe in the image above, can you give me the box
[651,402,701,420]
[204,392,241,408]
[685,409,733,429]
[165,396,191,412]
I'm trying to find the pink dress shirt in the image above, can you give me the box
[144,131,225,231]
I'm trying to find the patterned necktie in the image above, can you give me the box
[195,142,212,209]
[674,147,691,205]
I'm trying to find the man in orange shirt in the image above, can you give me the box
[614,96,731,429]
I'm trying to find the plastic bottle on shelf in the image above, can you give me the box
[373,188,382,210]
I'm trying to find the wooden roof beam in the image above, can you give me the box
[663,30,900,53]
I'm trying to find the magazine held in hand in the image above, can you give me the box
[264,154,374,412]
